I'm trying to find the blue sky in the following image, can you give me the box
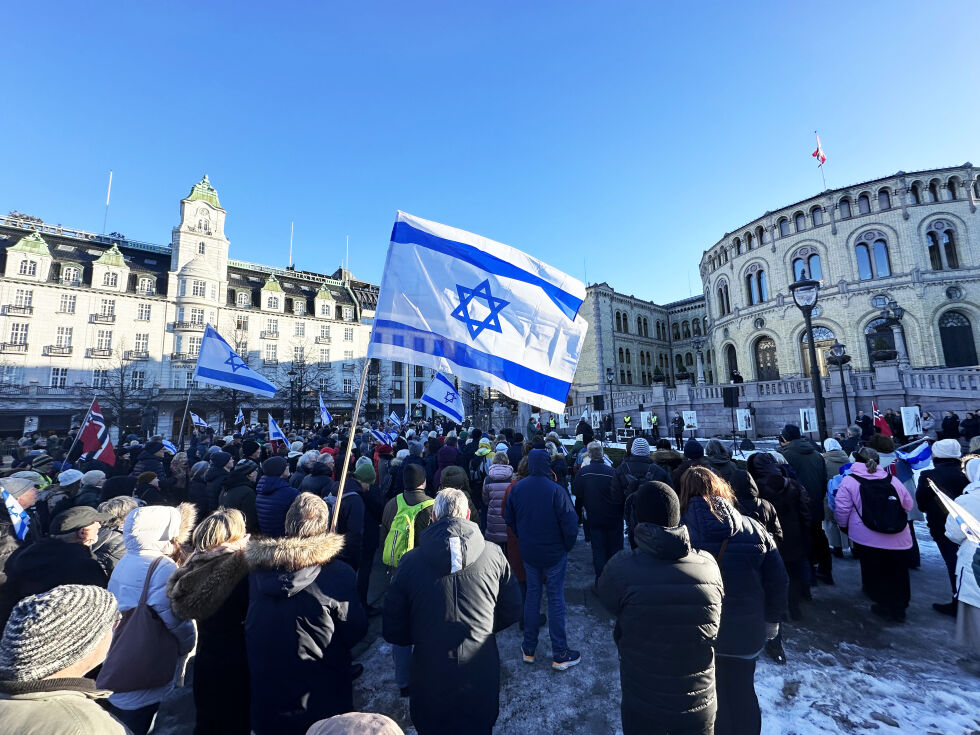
[2,1,978,303]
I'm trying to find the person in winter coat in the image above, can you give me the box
[917,438,969,615]
[246,493,368,735]
[0,584,130,735]
[961,412,980,442]
[291,450,320,490]
[328,473,365,572]
[432,444,459,490]
[679,467,789,735]
[856,410,874,441]
[672,440,709,488]
[301,453,336,497]
[729,465,782,546]
[196,451,233,518]
[822,439,852,556]
[186,461,210,511]
[482,452,514,551]
[704,440,764,511]
[671,412,685,451]
[945,456,980,671]
[383,488,522,735]
[168,451,190,503]
[129,441,167,478]
[840,426,862,455]
[598,481,724,735]
[75,470,106,508]
[574,441,624,582]
[255,456,299,538]
[940,411,961,440]
[505,448,580,670]
[507,434,526,469]
[352,462,384,612]
[104,503,197,735]
[167,508,251,735]
[834,448,915,623]
[438,465,480,520]
[219,459,260,533]
[651,439,685,474]
[92,496,139,576]
[779,423,832,585]
[616,438,671,497]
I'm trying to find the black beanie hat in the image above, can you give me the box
[210,451,232,467]
[632,481,681,527]
[683,439,704,459]
[403,463,426,491]
[242,439,260,457]
[781,424,802,441]
[262,456,288,477]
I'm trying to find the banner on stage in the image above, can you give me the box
[901,406,922,436]
[558,412,568,429]
[640,411,653,430]
[800,408,817,434]
[590,411,601,430]
[682,411,698,430]
[736,409,753,432]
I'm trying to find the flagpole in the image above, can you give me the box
[814,131,827,190]
[102,171,112,235]
[64,398,96,465]
[176,384,194,450]
[330,360,370,533]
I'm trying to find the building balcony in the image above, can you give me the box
[317,361,330,368]
[170,352,194,362]
[315,336,331,344]
[137,288,156,296]
[60,278,80,287]
[263,358,279,367]
[342,362,355,371]
[126,350,150,360]
[2,305,34,316]
[43,345,73,356]
[36,386,71,395]
[87,348,113,358]
[0,343,28,354]
[260,331,279,339]
[90,313,116,324]
[174,321,205,331]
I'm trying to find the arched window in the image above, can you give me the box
[745,268,768,305]
[800,326,836,377]
[682,321,691,339]
[756,226,766,245]
[779,218,790,237]
[808,254,823,281]
[811,206,824,227]
[693,319,701,336]
[795,212,806,232]
[745,232,754,250]
[619,347,625,363]
[793,258,806,280]
[927,222,960,270]
[620,370,626,384]
[625,349,631,364]
[198,242,206,255]
[939,310,978,367]
[947,178,959,200]
[623,315,629,333]
[873,240,891,277]
[928,180,940,202]
[717,284,731,316]
[943,230,959,269]
[137,277,154,295]
[639,352,645,366]
[103,271,118,287]
[855,234,891,279]
[237,291,251,307]
[857,194,871,214]
[626,371,632,385]
[724,344,738,380]
[685,352,694,366]
[644,318,649,337]
[672,323,680,340]
[734,237,742,254]
[878,189,891,210]
[754,336,779,380]
[839,198,852,219]
[637,316,643,334]
[974,178,980,199]
[61,266,79,284]
[675,354,684,371]
[927,232,943,270]
[909,183,922,205]
[721,249,728,264]
[615,312,622,332]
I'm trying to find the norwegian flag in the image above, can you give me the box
[872,401,893,437]
[812,133,827,167]
[79,399,116,465]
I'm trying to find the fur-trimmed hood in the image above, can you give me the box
[246,532,345,573]
[166,549,248,621]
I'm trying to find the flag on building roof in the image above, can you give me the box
[896,441,932,471]
[267,414,288,445]
[190,412,208,429]
[367,212,588,414]
[872,402,892,437]
[79,399,116,466]
[812,133,827,167]
[193,324,277,398]
[319,393,333,425]
[420,373,464,424]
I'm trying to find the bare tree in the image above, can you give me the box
[82,342,155,437]
[274,338,334,428]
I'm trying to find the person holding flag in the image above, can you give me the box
[944,457,980,668]
[190,412,208,430]
[267,414,289,448]
[872,402,893,438]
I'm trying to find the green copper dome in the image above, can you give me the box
[94,243,126,268]
[262,273,283,293]
[186,174,222,209]
[8,230,51,256]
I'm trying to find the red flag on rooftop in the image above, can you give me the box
[812,133,827,167]
[79,399,116,466]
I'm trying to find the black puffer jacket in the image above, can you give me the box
[731,478,782,546]
[779,438,827,518]
[682,496,788,657]
[200,466,231,517]
[598,522,723,728]
[383,517,522,735]
[91,524,127,576]
[747,453,810,563]
[574,461,622,528]
[917,458,969,539]
[219,472,259,533]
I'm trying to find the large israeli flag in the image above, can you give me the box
[420,373,464,424]
[193,325,277,398]
[367,212,588,414]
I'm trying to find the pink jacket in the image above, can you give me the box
[834,463,914,550]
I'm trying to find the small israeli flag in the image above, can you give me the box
[235,408,245,426]
[319,393,333,425]
[190,412,208,429]
[193,324,277,398]
[933,485,980,544]
[267,414,288,444]
[1,487,30,541]
[420,373,464,424]
[370,429,395,445]
[368,212,588,413]
[162,440,177,454]
[581,408,589,420]
[389,411,403,426]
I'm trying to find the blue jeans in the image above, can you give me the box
[392,644,412,689]
[522,555,568,656]
[590,524,624,583]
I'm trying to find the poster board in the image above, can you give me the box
[800,408,818,434]
[558,412,568,429]
[682,411,698,431]
[736,408,753,432]
[640,411,653,430]
[901,406,922,436]
[590,411,601,430]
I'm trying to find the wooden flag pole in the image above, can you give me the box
[330,360,371,533]
[176,384,195,451]
[64,397,96,464]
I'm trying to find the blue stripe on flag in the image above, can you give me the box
[423,393,463,423]
[372,320,571,404]
[195,366,277,394]
[391,221,583,321]
[434,373,456,391]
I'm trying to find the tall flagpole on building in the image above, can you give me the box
[288,221,294,267]
[102,171,113,235]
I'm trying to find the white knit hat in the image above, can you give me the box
[932,438,962,459]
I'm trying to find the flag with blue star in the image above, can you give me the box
[420,373,464,424]
[368,212,588,413]
[193,324,277,397]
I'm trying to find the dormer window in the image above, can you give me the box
[137,277,155,295]
[19,260,37,276]
[268,296,280,310]
[237,291,251,308]
[343,307,354,321]
[103,271,118,287]
[61,266,80,285]
[319,302,332,317]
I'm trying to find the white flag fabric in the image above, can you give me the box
[367,212,588,413]
[194,324,277,398]
[389,411,402,426]
[235,408,245,426]
[934,486,980,545]
[420,373,464,424]
[268,414,288,444]
[319,393,333,425]
[190,412,208,429]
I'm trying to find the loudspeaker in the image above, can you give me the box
[723,387,739,408]
[592,395,605,411]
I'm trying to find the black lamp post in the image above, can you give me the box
[826,339,853,427]
[287,368,297,426]
[605,366,615,442]
[789,272,828,442]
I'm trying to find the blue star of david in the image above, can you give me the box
[443,391,457,404]
[450,279,509,339]
[224,348,248,373]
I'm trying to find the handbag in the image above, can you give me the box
[97,556,180,692]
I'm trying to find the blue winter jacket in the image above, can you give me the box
[682,495,788,657]
[504,449,578,569]
[255,475,300,538]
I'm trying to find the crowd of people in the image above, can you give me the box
[0,406,978,734]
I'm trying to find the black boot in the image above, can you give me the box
[765,633,787,664]
[933,600,958,617]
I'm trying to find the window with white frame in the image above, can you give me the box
[320,348,330,363]
[189,280,205,297]
[56,326,72,347]
[9,323,28,345]
[189,336,202,356]
[343,307,353,321]
[137,277,154,294]
[320,324,330,339]
[236,315,249,331]
[343,377,353,393]
[178,279,187,297]
[267,296,280,309]
[135,333,149,352]
[265,343,278,361]
[198,242,206,255]
[50,368,68,388]
[62,266,80,285]
[14,289,32,308]
[210,285,217,301]
[137,303,151,320]
[318,377,331,392]
[96,330,112,351]
[344,350,353,361]
[130,370,145,390]
[100,299,115,317]
[294,301,306,316]
[319,302,331,317]
[190,308,204,325]
[293,346,304,362]
[59,294,76,313]
[344,327,354,342]
[103,271,118,287]
[295,322,305,337]
[19,260,36,276]
[0,365,23,386]
[237,291,250,308]
[266,318,278,334]
[93,369,109,388]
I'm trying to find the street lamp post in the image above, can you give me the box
[789,273,828,442]
[287,368,297,426]
[826,339,853,427]
[605,367,615,442]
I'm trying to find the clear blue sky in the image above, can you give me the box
[3,1,978,303]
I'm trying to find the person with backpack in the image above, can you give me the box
[834,447,915,623]
[613,438,671,512]
[380,463,435,697]
[574,441,622,584]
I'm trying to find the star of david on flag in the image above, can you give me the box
[190,412,208,429]
[420,373,464,424]
[193,324,277,398]
[367,212,588,413]
[235,409,245,426]
[388,411,402,426]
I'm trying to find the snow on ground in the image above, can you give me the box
[156,525,980,735]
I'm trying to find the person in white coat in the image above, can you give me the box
[946,457,980,672]
[104,504,197,735]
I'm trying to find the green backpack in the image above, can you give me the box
[383,494,434,568]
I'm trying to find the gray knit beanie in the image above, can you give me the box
[0,584,117,681]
